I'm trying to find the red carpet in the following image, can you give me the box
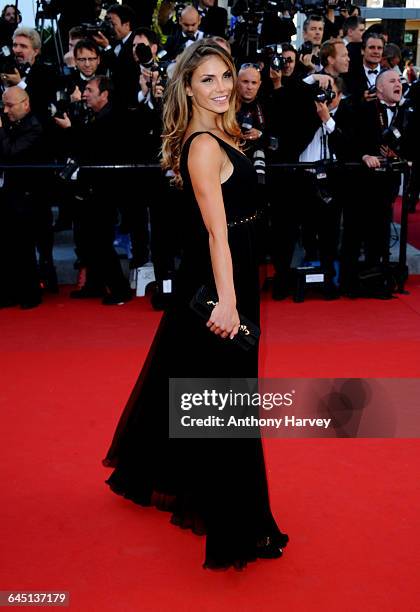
[1,281,420,611]
[394,196,420,249]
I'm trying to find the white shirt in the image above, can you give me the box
[182,30,204,49]
[364,64,380,88]
[137,90,155,110]
[299,117,336,163]
[379,100,397,127]
[114,32,132,57]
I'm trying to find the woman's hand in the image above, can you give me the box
[207,302,240,340]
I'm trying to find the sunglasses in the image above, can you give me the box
[240,62,261,71]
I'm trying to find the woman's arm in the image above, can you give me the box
[188,133,240,340]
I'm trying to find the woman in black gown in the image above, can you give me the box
[103,40,289,570]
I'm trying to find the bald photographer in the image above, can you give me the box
[0,87,44,309]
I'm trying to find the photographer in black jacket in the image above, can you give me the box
[0,87,44,309]
[93,4,139,112]
[122,27,164,271]
[269,74,355,300]
[127,26,179,310]
[54,75,132,305]
[341,69,407,296]
[0,27,57,126]
[63,39,104,100]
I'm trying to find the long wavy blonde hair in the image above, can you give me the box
[161,40,242,189]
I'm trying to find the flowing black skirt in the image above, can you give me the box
[103,223,289,569]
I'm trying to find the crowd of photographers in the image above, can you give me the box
[0,0,419,309]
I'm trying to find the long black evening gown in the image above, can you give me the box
[103,132,289,569]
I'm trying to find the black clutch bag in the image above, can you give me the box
[189,285,260,351]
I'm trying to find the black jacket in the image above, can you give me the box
[63,102,120,163]
[164,30,204,60]
[103,33,139,110]
[0,112,44,191]
[266,81,356,163]
[356,99,410,160]
[22,62,58,126]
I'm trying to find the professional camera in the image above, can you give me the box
[80,19,115,42]
[263,44,292,71]
[299,41,319,67]
[382,125,403,158]
[0,46,29,75]
[48,92,93,124]
[135,43,170,88]
[135,42,155,69]
[300,40,313,56]
[313,86,336,104]
[48,90,71,119]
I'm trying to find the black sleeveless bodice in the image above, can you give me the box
[177,131,260,328]
[180,131,258,222]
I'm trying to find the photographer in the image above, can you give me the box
[121,26,164,271]
[132,27,165,114]
[236,62,268,259]
[164,5,205,60]
[63,26,85,70]
[128,25,178,309]
[0,27,57,125]
[318,38,349,78]
[269,75,355,300]
[237,63,265,147]
[0,87,44,309]
[63,39,104,101]
[345,31,384,105]
[93,4,139,111]
[296,15,325,77]
[341,69,406,296]
[54,76,132,305]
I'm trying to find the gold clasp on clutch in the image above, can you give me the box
[206,300,218,307]
[239,324,250,336]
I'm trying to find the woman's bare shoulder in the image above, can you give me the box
[187,132,223,162]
